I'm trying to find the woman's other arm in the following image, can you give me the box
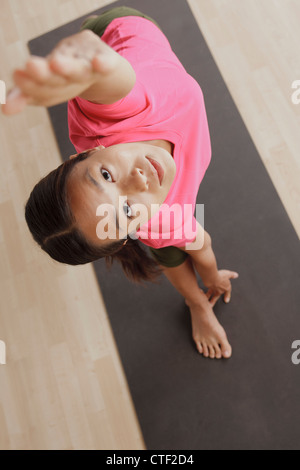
[2,29,136,115]
[178,222,239,306]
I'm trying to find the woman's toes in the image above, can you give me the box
[220,338,232,359]
[208,345,215,359]
[202,342,209,358]
[214,344,223,359]
[196,342,203,354]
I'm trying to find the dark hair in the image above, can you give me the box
[25,153,161,283]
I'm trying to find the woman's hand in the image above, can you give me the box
[179,225,239,307]
[2,29,135,115]
[205,270,239,306]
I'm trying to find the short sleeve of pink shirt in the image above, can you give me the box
[68,16,212,249]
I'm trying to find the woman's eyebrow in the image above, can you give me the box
[85,169,120,231]
[85,169,103,191]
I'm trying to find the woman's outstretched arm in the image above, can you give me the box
[2,29,136,115]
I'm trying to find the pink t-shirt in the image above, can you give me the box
[68,16,211,248]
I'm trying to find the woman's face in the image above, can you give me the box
[66,142,176,246]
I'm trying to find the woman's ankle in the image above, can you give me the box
[185,289,208,309]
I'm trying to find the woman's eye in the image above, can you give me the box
[101,168,113,182]
[123,202,132,219]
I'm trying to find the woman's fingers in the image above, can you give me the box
[229,271,239,279]
[1,87,29,115]
[223,271,238,303]
[2,31,108,114]
[205,288,213,299]
[209,294,221,307]
[25,54,93,86]
[206,288,219,306]
[205,270,239,306]
[223,289,231,304]
[13,69,44,98]
[206,289,220,306]
[49,53,93,81]
[14,61,68,94]
[25,56,52,83]
[207,290,231,306]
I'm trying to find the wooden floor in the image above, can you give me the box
[0,0,299,450]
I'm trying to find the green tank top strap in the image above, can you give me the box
[80,6,161,37]
[149,246,188,268]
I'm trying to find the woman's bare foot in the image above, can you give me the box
[186,297,232,359]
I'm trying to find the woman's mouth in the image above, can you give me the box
[146,157,164,185]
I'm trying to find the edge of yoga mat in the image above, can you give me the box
[28,0,300,450]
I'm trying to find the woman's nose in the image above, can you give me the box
[129,168,148,191]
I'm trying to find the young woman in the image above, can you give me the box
[3,6,238,360]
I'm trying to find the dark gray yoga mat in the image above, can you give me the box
[29,0,300,450]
